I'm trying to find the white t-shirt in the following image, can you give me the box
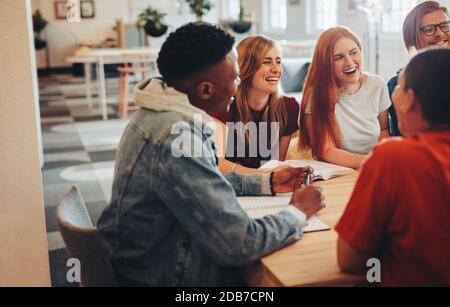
[304,73,391,155]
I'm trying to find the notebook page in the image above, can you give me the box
[237,194,330,233]
[260,159,355,180]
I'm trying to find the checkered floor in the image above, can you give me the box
[39,73,135,286]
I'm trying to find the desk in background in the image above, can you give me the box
[67,47,159,120]
[246,172,366,287]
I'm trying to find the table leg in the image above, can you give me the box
[84,62,93,109]
[97,57,108,120]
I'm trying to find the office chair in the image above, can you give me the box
[55,186,117,287]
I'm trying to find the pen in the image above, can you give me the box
[304,169,312,186]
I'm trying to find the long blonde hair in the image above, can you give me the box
[235,35,287,142]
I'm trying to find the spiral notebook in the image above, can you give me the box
[237,194,330,233]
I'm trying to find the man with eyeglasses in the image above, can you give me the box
[420,20,450,40]
[387,1,449,136]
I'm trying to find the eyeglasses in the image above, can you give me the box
[419,21,450,36]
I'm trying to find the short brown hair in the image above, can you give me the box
[403,1,449,53]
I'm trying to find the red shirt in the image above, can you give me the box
[335,130,450,286]
[211,96,299,168]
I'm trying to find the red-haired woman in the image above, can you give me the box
[299,26,391,169]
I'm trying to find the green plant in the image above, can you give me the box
[33,9,48,33]
[32,10,48,50]
[137,5,167,30]
[185,0,214,21]
[229,0,251,34]
[239,0,245,21]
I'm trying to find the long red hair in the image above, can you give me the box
[299,26,362,158]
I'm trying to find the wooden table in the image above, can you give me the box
[246,172,366,286]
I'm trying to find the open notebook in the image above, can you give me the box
[260,159,355,181]
[237,194,330,233]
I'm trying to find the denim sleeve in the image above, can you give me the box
[387,72,401,136]
[224,172,272,196]
[154,123,305,266]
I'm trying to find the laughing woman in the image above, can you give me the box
[299,26,391,169]
[211,35,300,173]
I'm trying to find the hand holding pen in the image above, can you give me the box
[289,167,326,219]
[294,166,314,190]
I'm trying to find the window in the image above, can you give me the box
[219,0,240,20]
[382,0,417,32]
[308,0,338,33]
[266,0,287,31]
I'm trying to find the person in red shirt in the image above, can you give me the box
[335,48,450,286]
[211,35,300,171]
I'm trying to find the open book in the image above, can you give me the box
[260,159,355,181]
[237,194,330,233]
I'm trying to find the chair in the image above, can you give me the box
[281,57,311,101]
[286,131,313,160]
[117,63,149,119]
[115,18,150,49]
[55,186,117,287]
[114,18,154,119]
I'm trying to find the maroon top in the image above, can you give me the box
[211,96,299,169]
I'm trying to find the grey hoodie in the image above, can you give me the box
[133,77,217,131]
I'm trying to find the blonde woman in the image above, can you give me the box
[211,35,300,173]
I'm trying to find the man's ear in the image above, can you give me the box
[404,88,418,112]
[197,82,215,100]
[400,88,416,113]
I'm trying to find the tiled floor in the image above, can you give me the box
[39,73,134,286]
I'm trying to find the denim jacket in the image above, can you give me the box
[97,78,306,286]
[387,69,402,136]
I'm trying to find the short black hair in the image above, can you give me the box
[404,48,450,125]
[157,22,235,82]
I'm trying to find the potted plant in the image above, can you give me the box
[137,5,168,37]
[229,0,252,34]
[185,0,214,21]
[33,10,48,50]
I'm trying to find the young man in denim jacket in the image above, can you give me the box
[97,23,325,286]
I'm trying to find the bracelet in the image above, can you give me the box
[269,172,276,196]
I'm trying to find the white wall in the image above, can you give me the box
[32,0,129,68]
[0,0,50,286]
[31,0,450,76]
[31,0,223,68]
